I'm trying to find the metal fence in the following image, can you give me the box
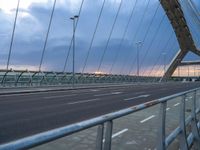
[0,87,200,150]
[0,69,161,87]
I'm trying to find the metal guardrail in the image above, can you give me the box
[0,69,161,87]
[1,88,200,150]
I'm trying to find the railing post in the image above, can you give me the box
[191,91,200,149]
[96,124,104,150]
[179,94,189,150]
[157,101,167,150]
[103,121,113,150]
[196,90,200,113]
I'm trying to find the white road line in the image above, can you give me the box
[124,94,150,101]
[112,92,122,94]
[90,89,99,92]
[103,129,128,142]
[94,92,122,97]
[112,129,128,138]
[0,90,78,97]
[94,93,112,97]
[0,92,45,97]
[134,91,146,95]
[43,94,77,99]
[68,98,101,105]
[140,115,155,123]
[174,103,180,107]
[166,107,170,111]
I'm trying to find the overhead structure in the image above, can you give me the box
[180,60,200,66]
[160,0,200,79]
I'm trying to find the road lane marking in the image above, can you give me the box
[112,92,122,94]
[174,103,180,107]
[140,115,155,123]
[185,96,193,101]
[43,94,77,99]
[166,107,170,111]
[0,92,47,97]
[0,90,79,97]
[68,98,101,105]
[111,90,124,93]
[94,92,122,97]
[124,95,150,101]
[94,93,112,97]
[112,129,128,138]
[90,89,99,92]
[103,129,128,142]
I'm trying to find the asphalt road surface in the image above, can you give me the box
[0,82,200,144]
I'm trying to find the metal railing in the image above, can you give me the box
[0,69,161,87]
[1,88,200,150]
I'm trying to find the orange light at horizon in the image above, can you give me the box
[94,71,105,74]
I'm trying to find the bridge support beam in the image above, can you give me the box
[164,50,200,79]
[160,0,200,80]
[180,60,200,66]
[163,50,187,79]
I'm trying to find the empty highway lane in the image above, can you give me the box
[0,82,200,144]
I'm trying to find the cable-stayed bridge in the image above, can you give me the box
[0,0,200,150]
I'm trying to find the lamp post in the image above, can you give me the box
[135,41,142,76]
[70,15,79,88]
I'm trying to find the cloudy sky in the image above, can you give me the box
[0,0,199,76]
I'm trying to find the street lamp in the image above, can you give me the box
[70,15,79,88]
[135,41,142,76]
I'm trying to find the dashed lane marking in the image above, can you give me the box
[103,129,128,142]
[112,129,129,139]
[174,103,180,107]
[140,115,155,123]
[94,92,122,97]
[68,98,101,105]
[90,89,99,92]
[124,95,150,101]
[43,94,77,99]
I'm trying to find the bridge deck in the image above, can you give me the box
[0,82,200,144]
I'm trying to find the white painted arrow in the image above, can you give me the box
[124,94,150,101]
